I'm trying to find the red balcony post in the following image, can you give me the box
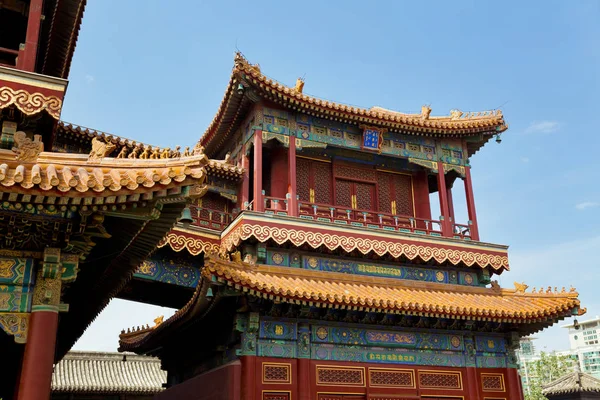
[287,136,298,217]
[19,0,44,72]
[239,149,250,210]
[253,130,264,212]
[447,187,455,225]
[436,161,452,237]
[464,166,480,241]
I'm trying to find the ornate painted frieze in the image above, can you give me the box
[134,259,200,288]
[0,312,29,343]
[259,320,297,340]
[258,108,469,166]
[311,325,465,352]
[222,214,510,271]
[253,316,511,369]
[157,229,221,256]
[0,257,35,313]
[312,343,465,367]
[265,250,484,287]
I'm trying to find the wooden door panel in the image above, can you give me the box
[355,182,375,211]
[335,179,353,208]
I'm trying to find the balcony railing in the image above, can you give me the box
[0,47,19,68]
[298,201,446,236]
[264,196,289,215]
[193,201,472,240]
[189,205,232,230]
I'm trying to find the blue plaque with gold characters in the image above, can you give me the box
[360,125,387,153]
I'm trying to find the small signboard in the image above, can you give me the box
[360,125,387,153]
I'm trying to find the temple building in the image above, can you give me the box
[0,1,240,399]
[0,2,586,400]
[117,54,586,400]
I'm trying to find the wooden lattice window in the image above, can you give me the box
[481,373,505,392]
[376,171,413,216]
[369,368,415,388]
[263,363,291,384]
[316,366,365,386]
[418,371,462,389]
[296,158,332,204]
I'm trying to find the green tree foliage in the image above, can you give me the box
[524,352,575,400]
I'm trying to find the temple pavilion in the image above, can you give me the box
[0,1,586,400]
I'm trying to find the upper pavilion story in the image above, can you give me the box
[156,53,510,274]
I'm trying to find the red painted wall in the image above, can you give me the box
[269,148,288,199]
[156,361,241,400]
[412,170,432,224]
[244,356,522,400]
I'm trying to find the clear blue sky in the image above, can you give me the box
[68,0,600,353]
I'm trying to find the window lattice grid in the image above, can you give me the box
[316,366,365,386]
[369,369,415,388]
[481,374,505,391]
[263,363,291,384]
[418,371,462,389]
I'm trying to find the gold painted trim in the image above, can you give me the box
[316,392,365,396]
[222,219,509,270]
[234,212,508,251]
[261,390,292,400]
[0,87,62,119]
[481,373,506,392]
[315,365,366,387]
[418,370,463,390]
[262,362,292,385]
[376,168,412,177]
[158,231,220,256]
[368,367,416,389]
[297,155,332,163]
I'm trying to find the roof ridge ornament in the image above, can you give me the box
[12,131,44,162]
[514,282,528,293]
[421,105,432,120]
[293,77,305,94]
[88,137,116,162]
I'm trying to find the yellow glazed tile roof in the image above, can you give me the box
[199,53,508,154]
[204,258,583,323]
[0,149,242,195]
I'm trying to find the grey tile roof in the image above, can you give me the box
[52,351,166,394]
[542,372,600,395]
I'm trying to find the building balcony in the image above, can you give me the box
[173,204,508,272]
[262,196,472,240]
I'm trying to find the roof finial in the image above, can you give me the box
[294,77,305,94]
[421,105,432,120]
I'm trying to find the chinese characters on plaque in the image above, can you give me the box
[360,125,387,153]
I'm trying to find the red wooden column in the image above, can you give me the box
[239,150,250,210]
[465,367,480,400]
[287,137,298,217]
[297,358,310,400]
[18,0,44,71]
[463,166,480,241]
[447,187,455,224]
[17,311,59,400]
[506,367,524,400]
[253,130,264,212]
[412,170,432,228]
[241,356,256,400]
[436,161,452,236]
